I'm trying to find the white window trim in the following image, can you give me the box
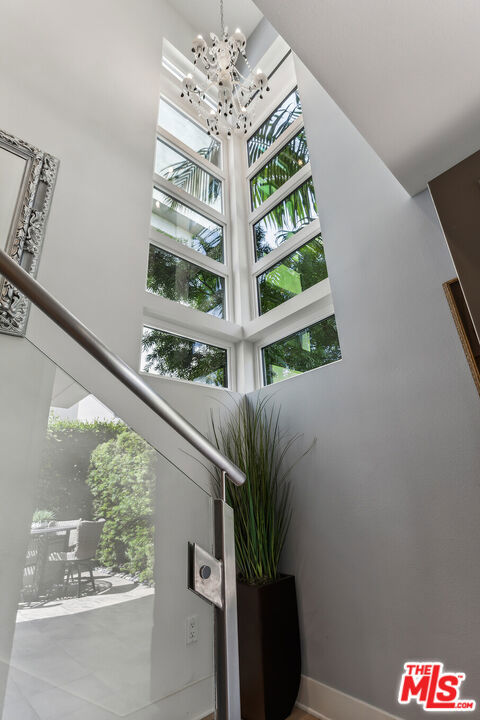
[240,53,339,388]
[142,56,240,389]
[142,289,241,345]
[245,279,332,345]
[149,39,341,392]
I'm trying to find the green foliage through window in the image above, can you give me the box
[142,326,228,387]
[250,130,309,210]
[247,89,302,166]
[38,417,125,521]
[155,140,222,212]
[257,236,327,314]
[254,178,318,259]
[262,315,341,385]
[147,244,225,317]
[87,430,156,585]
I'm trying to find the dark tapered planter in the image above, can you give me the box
[237,574,301,720]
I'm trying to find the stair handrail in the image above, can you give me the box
[0,247,245,487]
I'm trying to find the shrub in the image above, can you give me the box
[38,416,125,521]
[87,430,156,584]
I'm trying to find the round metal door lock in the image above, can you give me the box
[199,564,212,580]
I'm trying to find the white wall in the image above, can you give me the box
[252,57,480,719]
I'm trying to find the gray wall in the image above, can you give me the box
[252,57,480,719]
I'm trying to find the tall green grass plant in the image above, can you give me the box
[211,396,311,585]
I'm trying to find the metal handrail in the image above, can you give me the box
[0,248,246,487]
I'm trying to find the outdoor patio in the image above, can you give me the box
[3,573,156,720]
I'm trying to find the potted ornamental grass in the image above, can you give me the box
[211,396,311,720]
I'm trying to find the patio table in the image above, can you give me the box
[24,521,80,601]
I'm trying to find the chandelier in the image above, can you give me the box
[181,0,269,137]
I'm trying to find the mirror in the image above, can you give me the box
[0,149,27,247]
[0,129,58,336]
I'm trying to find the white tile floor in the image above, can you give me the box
[2,574,159,720]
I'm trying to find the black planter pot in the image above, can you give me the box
[237,574,301,720]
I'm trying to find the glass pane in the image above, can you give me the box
[250,130,309,210]
[158,98,221,167]
[151,187,224,262]
[142,326,228,387]
[257,236,327,315]
[262,315,341,385]
[0,330,216,720]
[247,89,302,166]
[155,140,222,212]
[254,178,318,260]
[147,244,225,318]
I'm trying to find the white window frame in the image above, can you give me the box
[142,49,237,389]
[242,54,339,387]
[140,320,234,391]
[147,39,341,392]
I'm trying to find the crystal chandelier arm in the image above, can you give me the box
[183,0,269,136]
[220,0,225,36]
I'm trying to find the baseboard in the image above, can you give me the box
[296,675,404,720]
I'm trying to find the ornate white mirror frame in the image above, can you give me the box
[0,128,58,336]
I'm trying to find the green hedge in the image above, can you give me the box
[87,430,156,584]
[38,416,124,520]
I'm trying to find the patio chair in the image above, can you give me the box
[49,519,105,598]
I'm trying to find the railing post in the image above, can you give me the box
[214,472,241,720]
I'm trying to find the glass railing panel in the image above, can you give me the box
[0,333,216,720]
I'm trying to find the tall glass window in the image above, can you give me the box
[250,130,309,210]
[141,326,228,387]
[158,98,221,167]
[155,140,222,212]
[151,188,224,262]
[262,316,341,385]
[147,245,225,318]
[247,89,302,166]
[257,236,327,315]
[253,178,318,259]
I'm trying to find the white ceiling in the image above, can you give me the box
[253,0,480,195]
[168,0,263,41]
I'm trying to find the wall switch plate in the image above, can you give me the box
[186,614,198,645]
